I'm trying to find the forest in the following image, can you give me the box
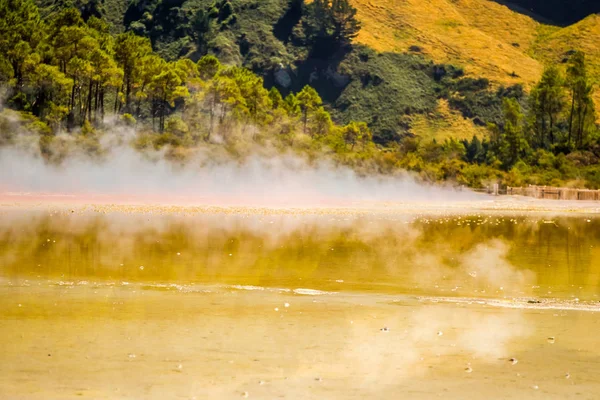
[1,0,599,189]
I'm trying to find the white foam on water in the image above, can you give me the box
[293,288,337,296]
[229,285,266,291]
[416,296,600,312]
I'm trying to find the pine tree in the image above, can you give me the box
[115,32,153,113]
[499,98,529,169]
[303,0,361,56]
[296,85,322,134]
[566,51,596,148]
[342,121,370,150]
[529,66,564,148]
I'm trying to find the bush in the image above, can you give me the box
[121,113,136,126]
[165,116,189,137]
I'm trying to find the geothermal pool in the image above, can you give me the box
[1,204,600,399]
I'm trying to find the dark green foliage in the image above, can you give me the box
[529,65,565,148]
[445,80,526,127]
[435,69,528,129]
[123,0,202,60]
[462,135,486,164]
[566,51,596,148]
[273,0,303,43]
[325,47,438,144]
[299,0,361,58]
[217,0,233,21]
[496,97,530,169]
[36,0,103,20]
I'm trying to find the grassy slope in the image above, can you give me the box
[351,0,600,109]
[410,99,488,142]
[533,15,600,86]
[34,0,600,141]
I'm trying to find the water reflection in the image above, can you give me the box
[1,209,599,300]
[2,208,600,399]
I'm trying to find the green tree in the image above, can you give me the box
[330,0,361,45]
[303,0,361,55]
[498,98,529,169]
[134,54,165,118]
[268,87,284,109]
[197,55,221,81]
[529,66,565,148]
[284,93,301,117]
[0,0,43,86]
[463,135,485,164]
[342,121,370,150]
[29,64,73,123]
[191,8,212,54]
[296,85,322,134]
[203,72,244,137]
[114,32,152,113]
[225,67,270,124]
[312,107,333,136]
[150,63,190,132]
[566,51,596,148]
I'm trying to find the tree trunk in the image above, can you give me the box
[125,75,131,113]
[568,91,576,145]
[86,80,94,122]
[93,82,99,124]
[78,84,84,125]
[576,102,584,148]
[135,84,146,118]
[579,103,589,148]
[151,98,156,131]
[114,87,120,114]
[70,84,76,116]
[303,109,307,134]
[549,112,554,146]
[207,96,215,141]
[540,98,546,146]
[100,88,105,123]
[160,95,167,132]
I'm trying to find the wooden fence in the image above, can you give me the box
[507,185,600,201]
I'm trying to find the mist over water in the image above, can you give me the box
[0,143,480,206]
[4,125,599,400]
[3,209,599,303]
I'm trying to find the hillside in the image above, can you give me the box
[3,0,600,190]
[352,0,542,88]
[504,0,600,25]
[350,0,600,111]
[32,0,600,139]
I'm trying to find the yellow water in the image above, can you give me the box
[1,206,599,399]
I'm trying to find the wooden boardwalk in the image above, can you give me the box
[507,186,600,201]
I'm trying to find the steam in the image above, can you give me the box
[459,240,535,292]
[0,132,481,207]
[409,239,535,297]
[338,306,531,388]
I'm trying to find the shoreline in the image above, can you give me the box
[2,192,600,215]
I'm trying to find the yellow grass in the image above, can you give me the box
[351,0,600,108]
[410,99,488,141]
[531,14,600,107]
